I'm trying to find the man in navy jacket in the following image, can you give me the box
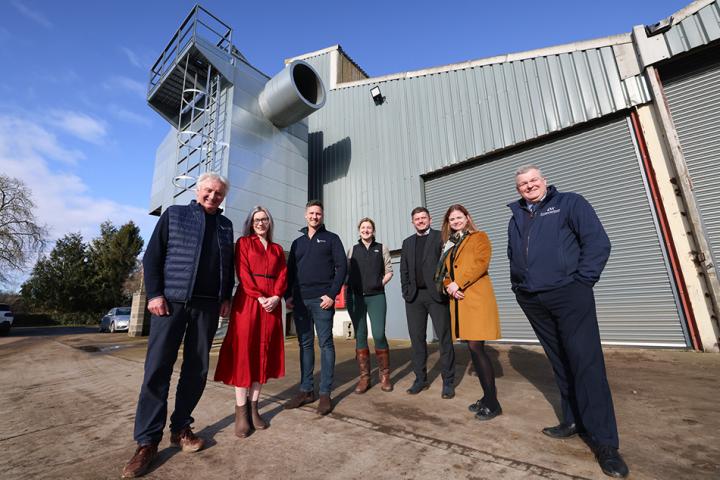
[284,200,347,415]
[508,165,628,478]
[123,172,234,478]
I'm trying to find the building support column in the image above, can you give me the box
[634,77,720,351]
[128,285,151,337]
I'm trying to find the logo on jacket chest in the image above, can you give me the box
[540,206,561,217]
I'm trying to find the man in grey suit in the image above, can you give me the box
[400,207,456,398]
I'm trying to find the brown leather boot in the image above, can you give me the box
[283,390,316,409]
[317,394,333,415]
[234,404,252,438]
[250,400,268,430]
[375,347,393,392]
[121,443,158,478]
[354,348,371,394]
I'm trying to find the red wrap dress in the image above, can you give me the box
[214,234,287,387]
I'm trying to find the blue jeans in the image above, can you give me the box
[294,297,336,395]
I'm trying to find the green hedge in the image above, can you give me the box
[13,312,102,326]
[12,313,58,327]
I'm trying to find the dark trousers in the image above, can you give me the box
[405,288,455,384]
[133,299,220,445]
[515,281,619,448]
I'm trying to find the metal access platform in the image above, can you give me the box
[146,5,237,196]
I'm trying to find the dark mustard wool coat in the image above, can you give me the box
[443,231,501,341]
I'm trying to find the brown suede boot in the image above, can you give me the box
[250,400,268,430]
[354,348,371,394]
[234,404,252,438]
[169,426,204,452]
[375,347,393,392]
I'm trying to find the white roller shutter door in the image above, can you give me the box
[663,52,720,271]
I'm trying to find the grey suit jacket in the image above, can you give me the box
[400,228,446,303]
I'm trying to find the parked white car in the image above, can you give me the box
[99,307,131,333]
[0,304,14,335]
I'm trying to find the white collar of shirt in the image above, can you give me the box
[528,193,547,210]
[416,228,431,236]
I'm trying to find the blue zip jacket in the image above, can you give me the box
[286,224,347,300]
[507,185,610,293]
[143,200,234,303]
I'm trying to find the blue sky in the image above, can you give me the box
[0,0,689,286]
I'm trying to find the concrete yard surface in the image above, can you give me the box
[0,327,718,479]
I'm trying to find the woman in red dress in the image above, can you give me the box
[214,206,287,438]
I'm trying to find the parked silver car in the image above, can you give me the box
[0,304,13,335]
[99,307,131,333]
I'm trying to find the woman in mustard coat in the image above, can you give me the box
[438,204,502,421]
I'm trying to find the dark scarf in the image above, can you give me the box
[433,231,468,296]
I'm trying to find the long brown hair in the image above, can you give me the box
[441,204,478,243]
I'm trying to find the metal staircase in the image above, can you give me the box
[146,5,235,197]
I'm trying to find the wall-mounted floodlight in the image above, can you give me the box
[645,16,673,36]
[370,86,384,105]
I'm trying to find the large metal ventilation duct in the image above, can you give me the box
[259,59,326,128]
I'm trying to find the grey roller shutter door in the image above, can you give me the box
[425,116,687,346]
[663,55,720,271]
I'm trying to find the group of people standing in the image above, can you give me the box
[122,165,629,479]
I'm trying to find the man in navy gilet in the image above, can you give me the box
[507,164,628,478]
[122,172,234,478]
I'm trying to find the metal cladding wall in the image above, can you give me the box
[302,45,651,252]
[663,46,720,271]
[662,0,720,57]
[424,116,688,346]
[147,51,313,250]
[223,60,311,249]
[301,51,333,89]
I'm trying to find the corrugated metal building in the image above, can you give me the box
[146,1,720,351]
[286,0,720,351]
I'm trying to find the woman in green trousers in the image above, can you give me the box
[347,217,394,393]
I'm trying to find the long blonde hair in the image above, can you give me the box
[440,204,478,243]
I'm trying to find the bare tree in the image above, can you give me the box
[0,175,48,286]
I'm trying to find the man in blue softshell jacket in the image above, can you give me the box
[507,165,628,479]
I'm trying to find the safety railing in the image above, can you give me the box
[148,5,232,96]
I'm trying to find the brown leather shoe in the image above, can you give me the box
[354,348,371,394]
[317,394,333,415]
[284,390,316,410]
[375,347,393,392]
[170,426,204,452]
[121,443,158,478]
[250,400,268,430]
[234,404,252,438]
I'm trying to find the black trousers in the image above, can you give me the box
[133,299,219,445]
[405,288,456,384]
[515,281,619,448]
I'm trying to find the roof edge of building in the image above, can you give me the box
[667,0,716,23]
[333,33,632,89]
